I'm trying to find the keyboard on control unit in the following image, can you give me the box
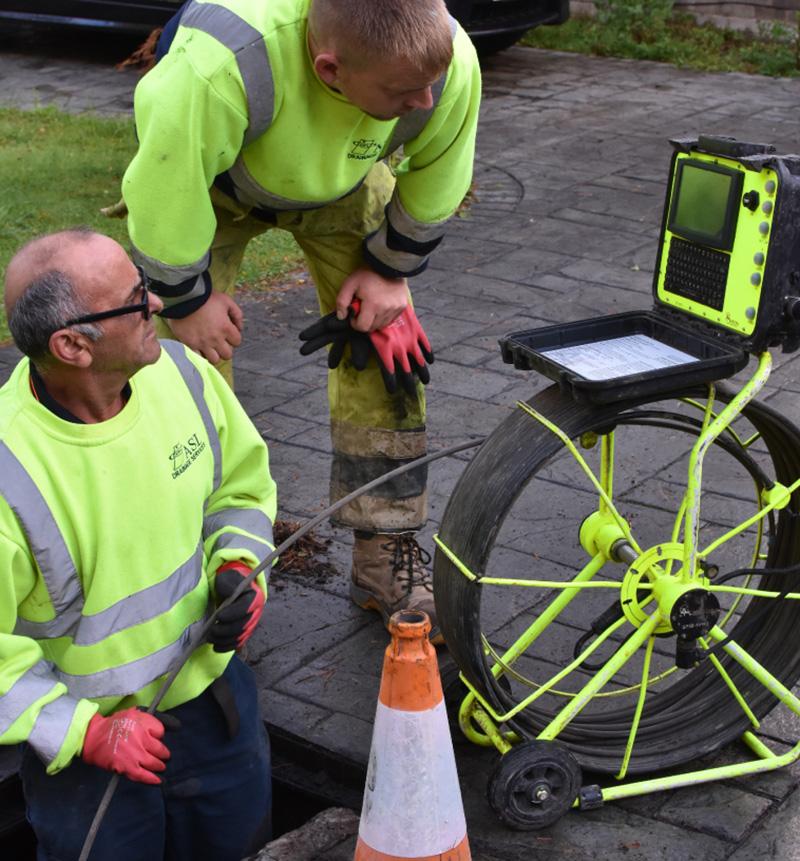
[664,237,729,311]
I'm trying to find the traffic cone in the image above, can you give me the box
[354,609,471,861]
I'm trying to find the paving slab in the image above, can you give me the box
[4,32,800,858]
[728,790,800,861]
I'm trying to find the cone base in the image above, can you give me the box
[354,833,471,860]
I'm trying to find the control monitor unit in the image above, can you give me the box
[501,136,800,403]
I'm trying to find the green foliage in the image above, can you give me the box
[237,230,304,290]
[0,107,303,344]
[523,10,800,78]
[0,108,133,341]
[595,0,674,35]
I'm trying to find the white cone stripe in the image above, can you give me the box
[359,700,467,856]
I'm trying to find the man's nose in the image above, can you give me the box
[149,291,165,316]
[406,86,433,111]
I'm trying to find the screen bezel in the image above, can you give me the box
[666,158,743,252]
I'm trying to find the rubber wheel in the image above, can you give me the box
[487,740,581,830]
[434,383,800,774]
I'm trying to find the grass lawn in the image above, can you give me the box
[523,12,800,78]
[0,106,304,344]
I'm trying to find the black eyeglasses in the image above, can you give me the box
[63,267,152,327]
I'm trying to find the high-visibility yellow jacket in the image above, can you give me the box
[122,0,481,316]
[0,341,276,773]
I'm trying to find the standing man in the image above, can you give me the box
[121,0,481,643]
[0,229,275,860]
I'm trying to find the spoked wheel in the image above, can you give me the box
[488,741,582,830]
[434,383,800,776]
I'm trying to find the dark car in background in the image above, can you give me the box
[0,0,569,54]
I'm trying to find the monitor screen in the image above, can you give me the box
[667,160,742,251]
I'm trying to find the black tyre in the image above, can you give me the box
[473,28,527,57]
[439,658,469,739]
[487,740,581,830]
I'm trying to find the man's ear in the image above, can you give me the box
[48,329,94,369]
[313,50,342,87]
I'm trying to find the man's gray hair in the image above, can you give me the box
[9,269,101,364]
[309,0,453,72]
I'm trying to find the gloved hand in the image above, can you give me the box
[81,707,174,785]
[298,301,434,395]
[298,307,372,371]
[207,561,265,653]
[364,303,434,395]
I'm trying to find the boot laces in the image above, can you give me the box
[381,534,432,596]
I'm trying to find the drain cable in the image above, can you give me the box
[77,435,485,861]
[490,396,800,772]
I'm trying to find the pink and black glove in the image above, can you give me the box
[207,561,265,653]
[298,300,434,395]
[81,707,175,785]
[364,303,434,395]
[298,306,372,371]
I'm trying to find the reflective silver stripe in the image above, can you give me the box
[365,192,448,276]
[204,507,273,562]
[180,1,274,145]
[161,340,222,493]
[155,274,208,310]
[213,530,273,563]
[71,545,203,647]
[365,222,427,275]
[386,191,449,244]
[203,507,273,542]
[18,545,205,645]
[56,615,209,699]
[27,694,80,766]
[0,661,58,735]
[0,441,84,636]
[227,155,365,211]
[384,15,457,155]
[131,244,209,286]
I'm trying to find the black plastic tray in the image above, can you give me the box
[500,311,749,404]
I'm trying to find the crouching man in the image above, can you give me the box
[0,229,276,860]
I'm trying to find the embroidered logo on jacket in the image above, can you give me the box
[169,433,207,478]
[348,139,383,160]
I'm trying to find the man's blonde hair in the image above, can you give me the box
[309,0,453,73]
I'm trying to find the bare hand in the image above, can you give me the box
[164,292,244,365]
[335,267,409,333]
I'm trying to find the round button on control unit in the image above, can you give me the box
[753,252,765,266]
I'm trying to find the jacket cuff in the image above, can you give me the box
[132,245,212,318]
[155,271,213,318]
[362,193,447,278]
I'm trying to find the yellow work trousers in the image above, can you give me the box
[155,163,427,531]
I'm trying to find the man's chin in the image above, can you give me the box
[366,109,406,121]
[143,333,162,364]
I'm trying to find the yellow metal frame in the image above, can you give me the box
[436,351,800,807]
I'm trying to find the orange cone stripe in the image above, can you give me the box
[354,834,471,860]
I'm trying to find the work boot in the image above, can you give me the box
[350,531,444,645]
